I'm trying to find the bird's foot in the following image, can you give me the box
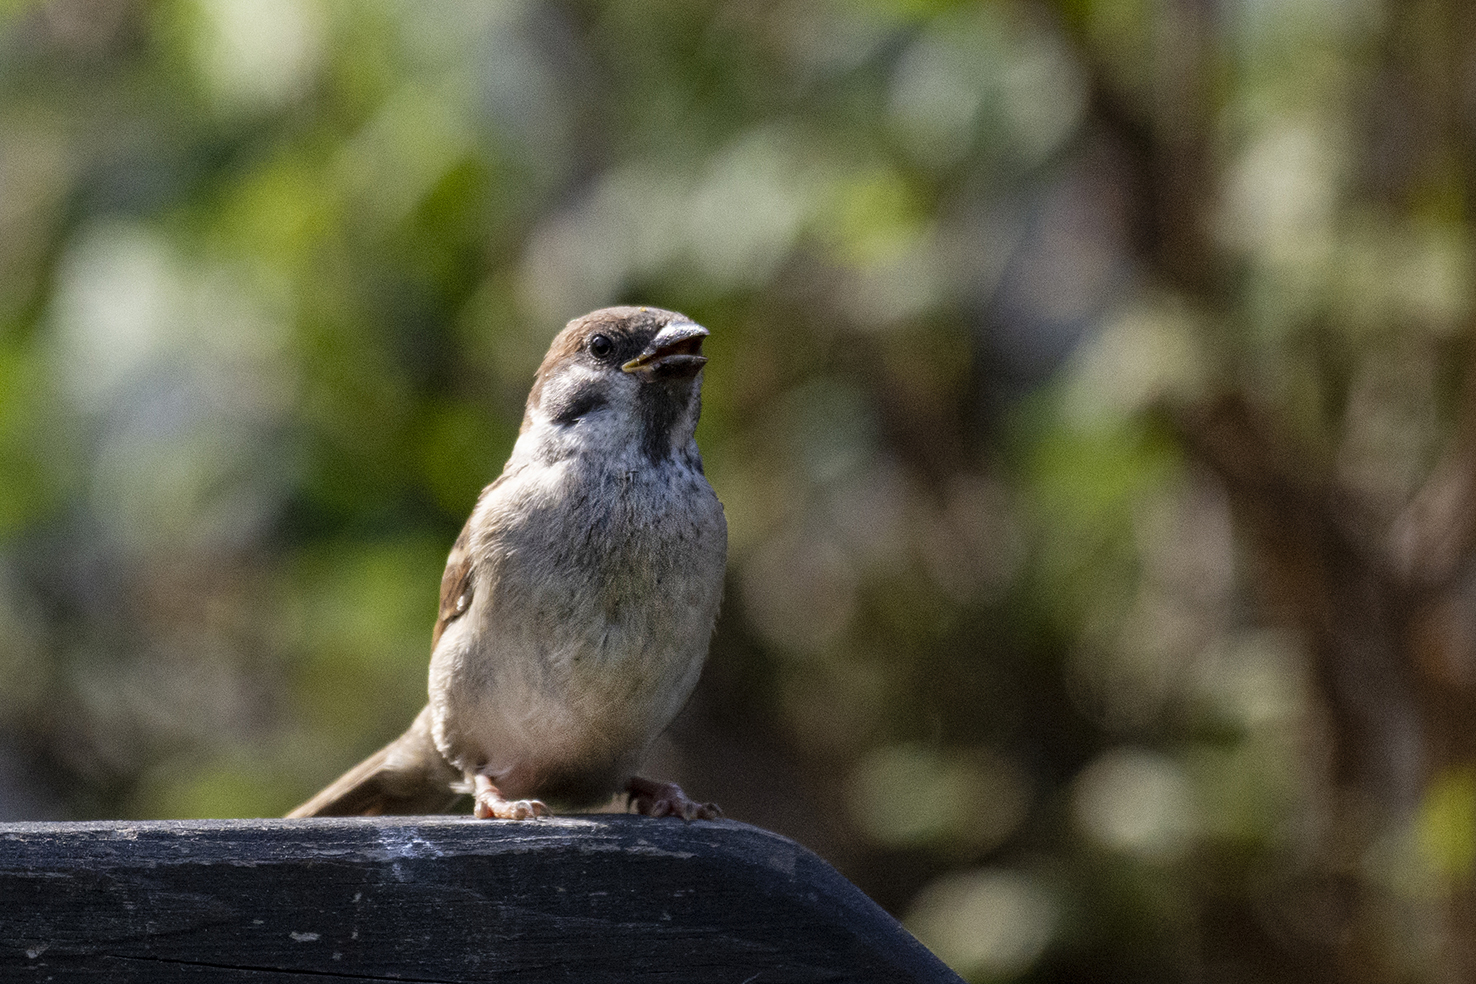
[626,776,721,820]
[473,774,550,820]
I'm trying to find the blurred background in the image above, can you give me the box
[2,0,1476,980]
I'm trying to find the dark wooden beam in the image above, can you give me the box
[1,815,962,983]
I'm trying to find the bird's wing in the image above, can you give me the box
[431,475,507,651]
[285,705,463,817]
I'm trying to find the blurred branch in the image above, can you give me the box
[1171,396,1420,806]
[1058,0,1222,299]
[1050,0,1476,974]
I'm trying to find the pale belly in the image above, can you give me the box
[429,603,710,805]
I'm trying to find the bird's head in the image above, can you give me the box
[519,306,711,465]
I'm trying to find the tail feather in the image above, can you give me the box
[288,706,464,818]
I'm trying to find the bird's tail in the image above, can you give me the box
[287,705,464,817]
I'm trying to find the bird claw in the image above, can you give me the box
[473,775,550,820]
[626,777,721,821]
[475,797,550,820]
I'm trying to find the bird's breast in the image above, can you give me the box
[428,451,726,803]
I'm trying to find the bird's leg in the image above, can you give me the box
[625,776,721,820]
[473,774,550,819]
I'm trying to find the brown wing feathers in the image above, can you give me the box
[433,517,475,652]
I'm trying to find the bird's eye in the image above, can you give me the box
[588,334,614,359]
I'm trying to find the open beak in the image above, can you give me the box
[621,321,709,378]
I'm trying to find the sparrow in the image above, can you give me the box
[288,306,727,821]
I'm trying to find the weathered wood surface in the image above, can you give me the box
[1,815,962,983]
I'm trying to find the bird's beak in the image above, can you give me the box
[621,322,709,378]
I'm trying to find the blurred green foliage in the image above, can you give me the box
[4,0,1476,981]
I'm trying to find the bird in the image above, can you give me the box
[288,306,727,821]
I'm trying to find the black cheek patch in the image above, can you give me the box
[549,387,609,427]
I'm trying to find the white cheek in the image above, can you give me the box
[538,363,609,417]
[516,375,646,467]
[565,407,641,454]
